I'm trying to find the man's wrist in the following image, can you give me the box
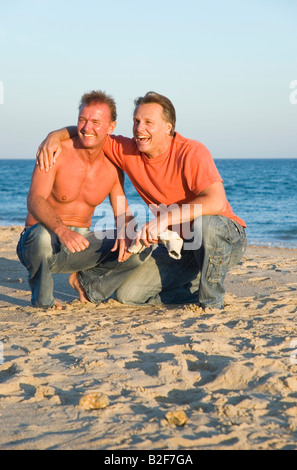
[54,222,68,239]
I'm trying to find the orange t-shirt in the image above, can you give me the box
[103,132,246,228]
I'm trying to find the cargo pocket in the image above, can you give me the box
[206,253,230,283]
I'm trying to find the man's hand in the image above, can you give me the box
[111,237,132,263]
[135,216,168,247]
[36,133,62,172]
[56,227,90,253]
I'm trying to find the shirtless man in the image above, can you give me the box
[17,90,149,309]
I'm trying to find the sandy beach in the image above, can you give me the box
[1,225,297,450]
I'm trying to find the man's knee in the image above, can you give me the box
[115,283,142,304]
[25,225,55,259]
[201,216,224,244]
[184,216,223,252]
[115,255,160,305]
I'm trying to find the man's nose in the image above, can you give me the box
[83,120,92,132]
[136,121,145,133]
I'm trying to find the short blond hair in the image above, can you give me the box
[79,90,117,122]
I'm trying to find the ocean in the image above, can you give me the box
[0,158,296,248]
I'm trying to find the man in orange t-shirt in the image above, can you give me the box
[37,91,247,309]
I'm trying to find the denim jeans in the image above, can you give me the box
[16,224,152,308]
[115,215,247,309]
[77,244,152,304]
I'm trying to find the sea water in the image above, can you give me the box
[0,158,296,248]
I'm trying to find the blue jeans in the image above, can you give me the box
[77,244,153,304]
[115,215,247,309]
[17,224,152,308]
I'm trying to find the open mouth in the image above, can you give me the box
[136,135,150,144]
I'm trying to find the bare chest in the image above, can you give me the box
[51,162,115,207]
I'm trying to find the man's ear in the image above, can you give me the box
[166,122,173,136]
[108,121,117,135]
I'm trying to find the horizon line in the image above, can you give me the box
[1,156,297,160]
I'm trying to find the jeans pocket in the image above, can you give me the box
[225,220,240,243]
[206,253,230,283]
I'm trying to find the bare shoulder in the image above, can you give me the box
[60,138,76,154]
[103,155,124,181]
[56,139,79,167]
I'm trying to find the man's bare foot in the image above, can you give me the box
[51,301,63,310]
[69,273,90,303]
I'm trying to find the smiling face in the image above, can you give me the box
[77,103,116,150]
[133,103,173,159]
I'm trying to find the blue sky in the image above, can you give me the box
[0,0,296,158]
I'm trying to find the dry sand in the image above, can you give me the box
[1,225,297,450]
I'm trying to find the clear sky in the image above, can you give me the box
[0,0,296,158]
